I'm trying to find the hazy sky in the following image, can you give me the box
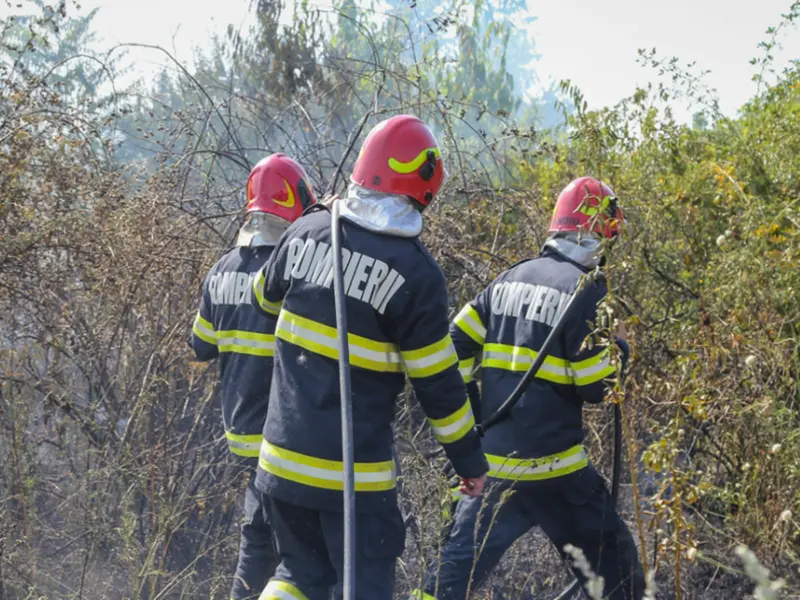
[10,0,800,121]
[530,0,800,120]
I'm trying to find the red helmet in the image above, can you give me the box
[350,115,447,208]
[548,176,624,239]
[245,153,317,222]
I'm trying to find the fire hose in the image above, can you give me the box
[331,199,356,600]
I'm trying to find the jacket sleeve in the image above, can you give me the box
[449,283,492,420]
[252,241,286,318]
[563,279,625,404]
[190,270,218,361]
[388,262,488,479]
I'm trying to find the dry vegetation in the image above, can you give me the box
[1,0,799,598]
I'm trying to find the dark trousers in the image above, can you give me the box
[259,495,405,600]
[230,469,280,599]
[420,466,645,600]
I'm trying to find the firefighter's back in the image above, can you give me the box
[425,176,645,600]
[478,252,604,462]
[255,207,447,512]
[192,245,277,459]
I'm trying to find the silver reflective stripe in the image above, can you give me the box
[402,343,456,372]
[482,348,570,379]
[276,313,401,366]
[193,315,216,340]
[572,355,612,380]
[260,580,308,600]
[455,304,486,339]
[216,335,275,352]
[487,448,588,477]
[227,439,261,452]
[430,411,473,440]
[260,443,396,484]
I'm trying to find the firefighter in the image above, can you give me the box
[413,177,646,600]
[251,115,489,600]
[189,153,317,600]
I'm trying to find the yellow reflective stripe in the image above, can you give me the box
[482,343,572,384]
[275,310,403,373]
[427,398,475,444]
[253,271,281,316]
[193,313,216,345]
[401,335,458,378]
[453,304,486,345]
[216,329,275,357]
[486,445,588,481]
[387,146,440,174]
[259,441,396,492]
[571,349,616,385]
[458,357,475,383]
[225,431,262,457]
[260,580,309,600]
[410,590,438,600]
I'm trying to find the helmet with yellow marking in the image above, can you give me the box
[237,153,317,247]
[351,114,447,209]
[549,176,624,239]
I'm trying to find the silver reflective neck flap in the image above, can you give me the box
[337,183,423,238]
[543,232,603,269]
[236,212,290,247]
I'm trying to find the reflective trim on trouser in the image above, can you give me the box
[226,431,263,458]
[486,445,589,481]
[259,440,396,492]
[259,580,309,600]
[410,590,438,600]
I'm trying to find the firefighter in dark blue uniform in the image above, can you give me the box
[251,115,489,600]
[190,153,317,600]
[413,177,646,600]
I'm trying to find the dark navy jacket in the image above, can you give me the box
[251,206,488,513]
[451,248,628,483]
[190,246,276,464]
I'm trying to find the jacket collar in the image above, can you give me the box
[338,183,423,238]
[541,232,603,270]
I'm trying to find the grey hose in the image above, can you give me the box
[331,200,356,600]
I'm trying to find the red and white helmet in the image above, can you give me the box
[549,176,624,239]
[237,153,317,247]
[350,115,447,209]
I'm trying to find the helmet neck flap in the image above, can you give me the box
[236,212,290,248]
